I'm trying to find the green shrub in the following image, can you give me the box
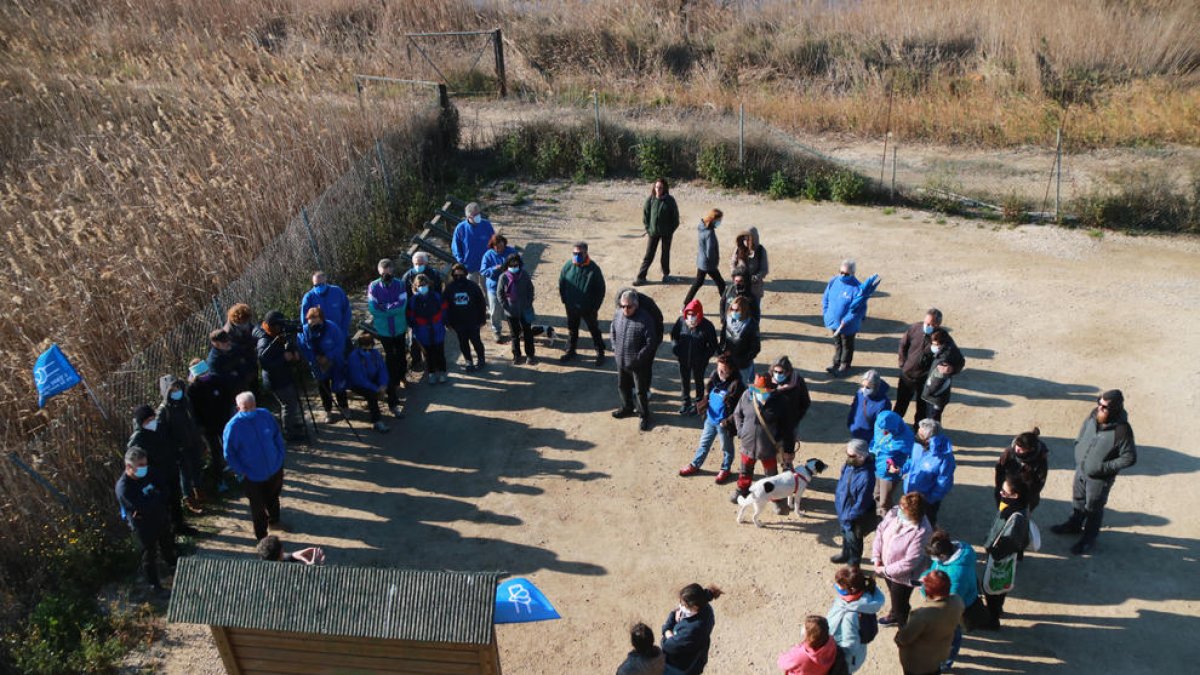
[1073,167,1197,233]
[802,171,829,201]
[767,170,795,199]
[533,135,565,179]
[829,169,867,203]
[499,129,527,170]
[578,135,608,178]
[696,143,739,188]
[634,134,671,181]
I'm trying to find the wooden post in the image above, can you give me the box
[593,90,601,142]
[1054,127,1063,221]
[493,28,507,97]
[880,79,894,184]
[891,146,898,202]
[437,82,449,110]
[210,626,243,675]
[355,78,365,116]
[301,207,322,269]
[738,102,745,168]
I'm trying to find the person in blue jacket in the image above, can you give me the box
[847,369,891,442]
[871,410,914,516]
[298,306,347,423]
[347,331,390,433]
[407,273,450,383]
[900,418,956,526]
[452,202,495,288]
[480,233,518,342]
[300,271,352,344]
[662,583,724,674]
[222,392,287,541]
[833,439,877,565]
[821,259,881,377]
[923,529,984,671]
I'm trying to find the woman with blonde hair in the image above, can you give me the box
[682,208,727,306]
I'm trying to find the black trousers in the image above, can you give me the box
[133,526,177,587]
[158,465,185,529]
[243,468,284,541]
[377,335,408,407]
[618,365,652,415]
[636,233,673,279]
[894,375,928,423]
[202,426,226,482]
[565,307,604,352]
[885,578,916,625]
[452,326,486,363]
[317,378,348,413]
[421,341,448,372]
[1070,469,1115,543]
[683,268,726,306]
[832,333,856,368]
[508,317,536,357]
[351,387,382,422]
[678,361,706,402]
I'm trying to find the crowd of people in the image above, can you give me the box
[113,184,1139,674]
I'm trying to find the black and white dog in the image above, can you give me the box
[736,458,828,527]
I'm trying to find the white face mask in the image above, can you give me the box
[677,603,696,619]
[143,419,159,432]
[713,219,721,228]
[931,344,942,354]
[685,315,698,328]
[470,214,482,224]
[861,386,872,396]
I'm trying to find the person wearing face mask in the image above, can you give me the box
[670,299,719,415]
[895,309,965,425]
[611,289,662,431]
[826,566,885,674]
[445,262,488,372]
[496,253,539,366]
[719,267,759,334]
[367,258,409,417]
[300,271,352,344]
[821,260,881,378]
[558,241,607,365]
[186,358,234,492]
[720,295,760,385]
[406,273,451,382]
[156,375,207,513]
[731,374,793,510]
[480,233,518,343]
[919,329,955,423]
[635,178,680,287]
[222,303,260,394]
[661,583,723,674]
[1051,389,1137,555]
[452,202,495,288]
[730,227,768,299]
[682,208,727,306]
[871,491,933,628]
[994,427,1049,511]
[982,476,1033,629]
[770,356,811,469]
[347,330,391,433]
[129,404,196,536]
[680,354,744,482]
[922,529,987,670]
[401,251,445,297]
[254,310,306,442]
[832,439,876,565]
[298,306,348,422]
[848,370,891,442]
[871,410,915,517]
[206,328,244,394]
[223,392,288,541]
[115,447,177,595]
[898,418,956,527]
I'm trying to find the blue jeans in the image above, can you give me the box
[739,364,756,384]
[690,417,735,471]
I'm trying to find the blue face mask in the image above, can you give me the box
[413,264,426,274]
[773,372,787,384]
[314,283,327,292]
[923,323,934,335]
[573,253,585,264]
[170,390,183,401]
[416,286,429,295]
[134,465,148,478]
[834,584,850,596]
[508,266,520,274]
[730,312,741,322]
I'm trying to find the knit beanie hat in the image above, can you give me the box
[1101,389,1124,412]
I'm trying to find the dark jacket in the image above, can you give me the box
[775,371,812,433]
[558,258,607,313]
[848,381,891,441]
[206,345,243,391]
[612,305,660,371]
[497,269,536,322]
[733,389,793,460]
[662,600,715,675]
[186,373,234,434]
[695,219,720,272]
[835,458,877,527]
[720,317,760,371]
[115,469,170,536]
[128,425,178,474]
[254,325,297,391]
[703,369,744,431]
[643,194,680,238]
[898,322,965,382]
[616,647,665,675]
[634,291,665,342]
[444,277,487,331]
[222,320,258,387]
[994,438,1049,510]
[155,375,205,464]
[986,505,1031,560]
[407,291,448,346]
[1074,409,1136,480]
[670,300,719,370]
[921,353,954,409]
[730,227,768,296]
[719,283,760,331]
[401,266,444,296]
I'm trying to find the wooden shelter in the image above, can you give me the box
[168,557,502,674]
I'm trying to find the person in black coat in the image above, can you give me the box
[662,583,724,674]
[444,262,488,371]
[670,299,719,415]
[115,447,177,594]
[186,358,235,490]
[128,404,197,535]
[254,310,305,441]
[720,294,760,384]
[994,428,1050,512]
[768,355,811,468]
[611,288,663,431]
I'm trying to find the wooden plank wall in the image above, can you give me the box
[221,627,496,674]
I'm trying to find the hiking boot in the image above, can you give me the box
[513,355,526,365]
[714,470,732,484]
[639,416,653,432]
[612,407,635,419]
[830,552,850,564]
[1070,539,1096,555]
[679,464,700,477]
[594,352,605,366]
[632,278,647,287]
[677,401,694,415]
[526,356,538,366]
[1051,521,1083,535]
[463,361,477,373]
[559,350,577,362]
[476,358,487,370]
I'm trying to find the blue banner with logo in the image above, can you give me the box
[494,577,560,624]
[34,344,82,407]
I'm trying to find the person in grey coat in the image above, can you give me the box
[611,289,662,431]
[497,252,538,364]
[1051,389,1137,555]
[682,208,727,307]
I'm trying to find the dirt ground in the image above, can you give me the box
[139,180,1200,674]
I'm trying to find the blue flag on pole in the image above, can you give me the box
[34,344,82,408]
[494,577,560,624]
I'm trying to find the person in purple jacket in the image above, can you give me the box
[367,258,408,418]
[347,331,390,433]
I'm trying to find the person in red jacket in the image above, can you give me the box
[777,615,839,675]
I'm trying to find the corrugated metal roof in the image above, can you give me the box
[167,557,500,645]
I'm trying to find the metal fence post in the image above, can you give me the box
[1054,128,1063,221]
[211,296,223,324]
[593,90,601,142]
[891,146,898,202]
[738,102,745,168]
[301,206,323,269]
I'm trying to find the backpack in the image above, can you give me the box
[828,646,851,675]
[857,611,879,644]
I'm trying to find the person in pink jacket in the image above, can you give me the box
[777,615,839,675]
[872,492,933,628]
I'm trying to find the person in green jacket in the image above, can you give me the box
[635,178,680,286]
[558,241,607,365]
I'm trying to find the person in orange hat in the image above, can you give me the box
[730,373,793,513]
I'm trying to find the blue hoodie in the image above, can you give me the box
[298,320,346,389]
[847,380,892,441]
[300,283,352,339]
[662,603,716,675]
[871,410,914,479]
[925,541,979,609]
[835,458,876,527]
[480,245,517,292]
[903,433,956,505]
[452,217,495,271]
[347,347,388,391]
[823,274,864,334]
[222,408,286,481]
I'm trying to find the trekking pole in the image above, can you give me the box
[293,361,319,440]
[334,400,366,444]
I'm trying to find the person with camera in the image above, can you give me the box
[255,310,306,441]
[115,447,178,595]
[298,306,348,423]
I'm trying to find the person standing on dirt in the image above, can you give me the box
[849,370,891,442]
[720,295,760,385]
[730,227,768,300]
[661,583,724,674]
[407,273,451,382]
[445,262,488,372]
[894,309,965,425]
[1051,389,1137,555]
[611,289,661,431]
[670,299,719,416]
[497,253,538,366]
[156,375,207,513]
[832,439,876,566]
[719,268,759,334]
[222,303,260,394]
[129,403,197,536]
[770,355,811,468]
[453,202,494,288]
[298,306,348,422]
[822,259,881,378]
[993,427,1050,512]
[682,208,727,306]
[481,233,518,343]
[635,178,679,286]
[186,358,234,492]
[558,241,607,366]
[731,374,793,513]
[254,310,306,442]
[223,392,287,541]
[402,251,445,296]
[300,271,352,346]
[367,258,409,418]
[115,447,177,596]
